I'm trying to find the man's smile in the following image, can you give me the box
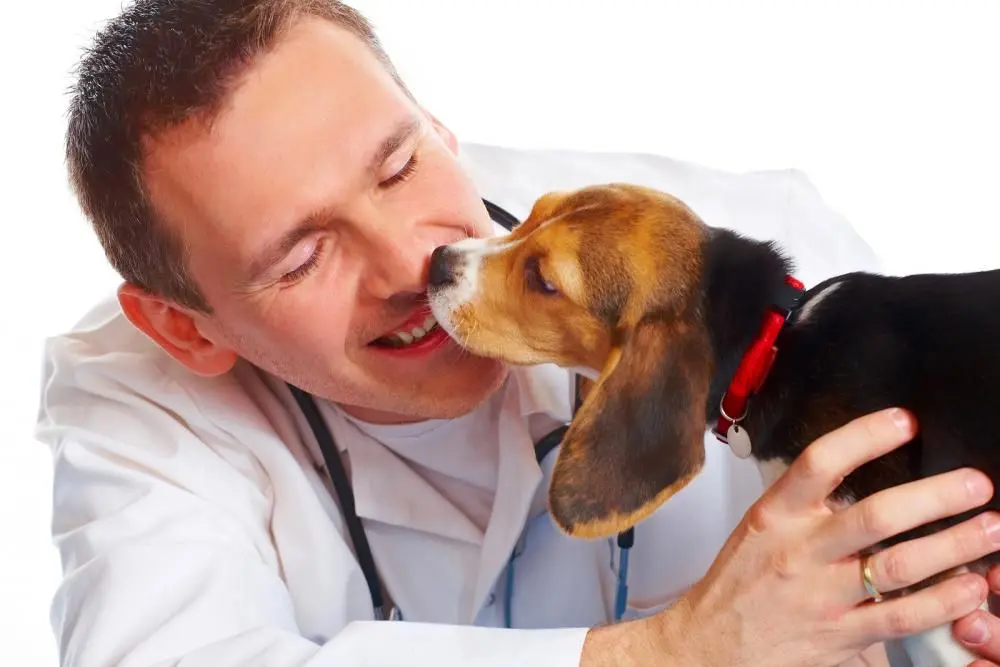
[368,303,450,355]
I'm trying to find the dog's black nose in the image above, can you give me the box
[428,246,459,288]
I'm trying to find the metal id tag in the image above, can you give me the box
[726,423,753,459]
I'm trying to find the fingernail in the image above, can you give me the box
[890,408,911,431]
[968,473,994,502]
[968,576,988,600]
[984,512,1000,545]
[961,617,990,645]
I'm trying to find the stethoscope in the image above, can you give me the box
[287,198,635,627]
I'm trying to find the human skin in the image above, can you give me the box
[121,17,506,426]
[582,409,1000,667]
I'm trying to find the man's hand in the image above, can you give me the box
[581,408,1000,667]
[839,643,890,667]
[954,565,1000,666]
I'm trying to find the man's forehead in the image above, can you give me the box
[137,41,421,290]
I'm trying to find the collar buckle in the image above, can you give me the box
[712,276,805,450]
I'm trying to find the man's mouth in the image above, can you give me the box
[370,313,441,349]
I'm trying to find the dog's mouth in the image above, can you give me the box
[369,312,441,349]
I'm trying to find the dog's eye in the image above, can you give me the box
[524,256,558,295]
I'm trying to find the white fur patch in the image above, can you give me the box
[795,280,842,325]
[754,458,789,489]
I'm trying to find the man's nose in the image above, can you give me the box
[359,212,445,299]
[364,240,426,297]
[428,246,459,288]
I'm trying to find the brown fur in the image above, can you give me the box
[438,183,713,538]
[550,316,713,538]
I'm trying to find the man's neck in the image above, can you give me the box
[337,403,434,426]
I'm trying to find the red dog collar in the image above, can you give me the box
[712,276,805,452]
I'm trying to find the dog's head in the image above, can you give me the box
[428,183,715,539]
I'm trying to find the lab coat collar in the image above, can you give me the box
[518,365,576,523]
[467,364,575,620]
[514,363,575,425]
[310,364,574,549]
[313,398,486,546]
[316,365,574,622]
[467,370,545,619]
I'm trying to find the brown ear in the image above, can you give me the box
[549,317,712,539]
[521,190,567,227]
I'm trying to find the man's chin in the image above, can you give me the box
[435,362,509,416]
[340,359,508,425]
[424,357,509,415]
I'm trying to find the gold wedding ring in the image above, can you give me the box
[861,554,882,603]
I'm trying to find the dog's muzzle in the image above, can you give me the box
[428,246,461,288]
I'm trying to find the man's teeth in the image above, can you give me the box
[380,315,439,347]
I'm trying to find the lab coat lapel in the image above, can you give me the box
[466,365,575,622]
[518,364,576,523]
[316,401,485,547]
[313,402,487,625]
[295,366,576,625]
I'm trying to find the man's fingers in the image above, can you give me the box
[839,515,1000,608]
[849,572,987,644]
[832,513,1000,605]
[818,471,995,562]
[988,564,1000,594]
[955,610,1000,663]
[767,408,918,514]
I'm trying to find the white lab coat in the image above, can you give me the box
[35,142,883,667]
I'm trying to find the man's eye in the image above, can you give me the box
[380,152,419,188]
[280,241,325,284]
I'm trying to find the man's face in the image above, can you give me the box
[140,17,506,423]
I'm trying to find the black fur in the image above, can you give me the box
[700,228,1000,563]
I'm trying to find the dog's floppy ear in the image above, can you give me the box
[549,316,712,539]
[525,190,566,221]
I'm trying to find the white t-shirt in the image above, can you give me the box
[343,390,503,535]
[337,378,567,536]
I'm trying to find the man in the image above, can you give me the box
[35,1,1000,665]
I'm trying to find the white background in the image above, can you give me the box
[1,1,997,663]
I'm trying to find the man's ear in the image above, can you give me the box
[117,283,238,377]
[549,316,713,539]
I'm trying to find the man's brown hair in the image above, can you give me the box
[66,0,405,312]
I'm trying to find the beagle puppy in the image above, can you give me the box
[427,183,1000,667]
